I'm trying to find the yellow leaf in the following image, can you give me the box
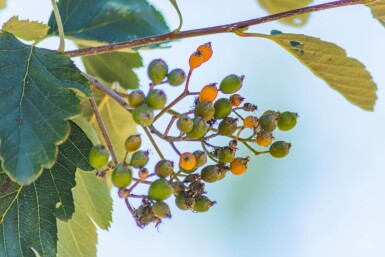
[267,33,377,111]
[2,16,50,41]
[367,0,385,26]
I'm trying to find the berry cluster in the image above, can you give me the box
[88,42,298,228]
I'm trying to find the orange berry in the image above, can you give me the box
[230,157,250,176]
[179,152,196,171]
[243,116,259,128]
[229,94,245,107]
[197,42,213,62]
[256,131,274,147]
[199,84,218,102]
[189,51,204,69]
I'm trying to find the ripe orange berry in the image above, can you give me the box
[179,152,196,171]
[256,131,273,147]
[189,51,204,69]
[199,84,218,102]
[229,94,245,107]
[230,157,250,176]
[197,42,213,63]
[243,116,259,128]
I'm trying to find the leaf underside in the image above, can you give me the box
[0,121,93,257]
[2,16,50,41]
[48,0,169,44]
[268,33,377,110]
[368,0,385,26]
[0,31,90,185]
[257,0,313,26]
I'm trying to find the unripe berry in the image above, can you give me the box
[177,115,194,133]
[230,157,250,176]
[152,201,171,218]
[124,134,142,152]
[243,116,259,128]
[148,59,168,84]
[219,74,244,94]
[179,152,196,171]
[175,192,195,210]
[218,117,238,136]
[171,181,185,195]
[197,42,213,62]
[138,168,149,180]
[189,181,205,195]
[148,178,173,201]
[189,51,204,69]
[88,144,110,168]
[132,105,154,127]
[130,150,149,168]
[217,147,235,163]
[167,68,186,86]
[186,116,209,139]
[199,84,218,102]
[201,165,227,183]
[128,90,145,107]
[193,195,215,213]
[259,111,280,132]
[269,141,291,158]
[214,98,232,119]
[256,131,273,147]
[146,89,167,110]
[155,160,174,178]
[111,163,133,188]
[194,101,215,121]
[193,150,207,168]
[229,94,245,107]
[278,112,298,131]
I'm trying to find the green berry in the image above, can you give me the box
[155,160,174,178]
[128,90,145,107]
[167,68,186,86]
[148,178,173,201]
[111,163,133,188]
[217,147,235,163]
[201,165,227,183]
[219,74,244,94]
[130,150,149,168]
[189,181,205,195]
[193,150,207,168]
[214,98,232,119]
[125,134,142,152]
[269,141,291,158]
[259,111,280,132]
[152,201,171,218]
[278,112,298,131]
[218,117,238,136]
[193,195,215,212]
[179,165,198,174]
[175,192,195,210]
[177,115,194,133]
[146,89,167,110]
[171,181,185,195]
[194,101,215,121]
[186,116,209,139]
[88,144,110,168]
[148,59,168,84]
[132,105,154,127]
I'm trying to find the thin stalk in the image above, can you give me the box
[51,0,65,52]
[66,0,367,57]
[142,126,165,160]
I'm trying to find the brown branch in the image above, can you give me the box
[66,0,367,57]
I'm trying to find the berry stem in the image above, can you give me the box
[89,98,119,165]
[51,0,65,52]
[142,126,165,160]
[169,142,181,156]
[163,116,178,138]
[66,0,368,57]
[153,91,188,122]
[201,142,218,163]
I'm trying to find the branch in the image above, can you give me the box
[66,0,367,57]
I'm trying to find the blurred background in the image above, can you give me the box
[1,0,385,256]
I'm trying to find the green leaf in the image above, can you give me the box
[57,170,112,257]
[257,0,313,26]
[48,0,169,44]
[2,16,50,41]
[267,33,377,111]
[0,121,93,257]
[0,31,90,185]
[367,0,385,26]
[0,0,6,9]
[82,50,142,90]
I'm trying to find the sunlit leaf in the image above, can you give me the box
[2,16,50,41]
[367,0,385,26]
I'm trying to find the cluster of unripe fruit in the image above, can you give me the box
[88,42,298,228]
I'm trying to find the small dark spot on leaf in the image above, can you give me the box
[290,41,303,47]
[270,30,282,35]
